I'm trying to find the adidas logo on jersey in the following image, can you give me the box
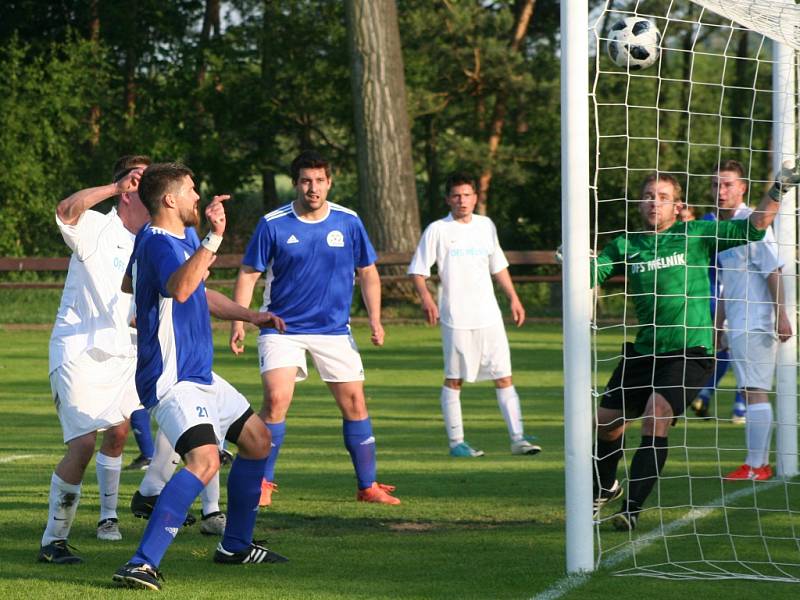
[286,234,299,244]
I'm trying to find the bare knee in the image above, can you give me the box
[494,377,513,388]
[235,415,271,460]
[444,378,462,390]
[99,422,128,457]
[184,445,221,485]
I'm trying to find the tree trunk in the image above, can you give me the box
[344,0,421,254]
[477,0,535,215]
[87,0,100,148]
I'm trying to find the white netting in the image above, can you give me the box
[590,0,800,582]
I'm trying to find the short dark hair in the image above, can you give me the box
[639,172,684,204]
[444,171,478,196]
[290,151,331,183]
[713,159,746,180]
[138,162,194,215]
[112,155,152,183]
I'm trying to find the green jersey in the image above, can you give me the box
[592,218,766,355]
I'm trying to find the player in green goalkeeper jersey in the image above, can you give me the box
[591,165,800,531]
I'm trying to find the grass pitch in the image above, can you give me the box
[0,323,798,598]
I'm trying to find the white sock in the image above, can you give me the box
[201,471,221,515]
[42,473,81,546]
[95,452,122,521]
[496,385,525,442]
[139,429,179,496]
[440,386,464,448]
[745,402,773,467]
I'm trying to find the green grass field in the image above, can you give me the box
[1,322,799,598]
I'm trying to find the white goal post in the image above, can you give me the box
[561,0,799,578]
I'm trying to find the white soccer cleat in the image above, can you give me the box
[97,518,122,541]
[511,436,542,456]
[200,511,226,536]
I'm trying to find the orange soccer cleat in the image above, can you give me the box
[356,482,401,505]
[259,480,278,507]
[724,464,773,481]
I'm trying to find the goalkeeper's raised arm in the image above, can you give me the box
[750,160,800,230]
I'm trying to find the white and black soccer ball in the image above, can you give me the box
[607,17,661,71]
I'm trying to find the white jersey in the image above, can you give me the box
[717,204,783,334]
[49,207,136,374]
[408,213,509,329]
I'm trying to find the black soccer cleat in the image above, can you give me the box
[124,453,153,471]
[612,508,639,531]
[213,540,289,564]
[112,562,164,591]
[592,479,624,520]
[38,540,82,564]
[130,490,196,526]
[219,448,234,467]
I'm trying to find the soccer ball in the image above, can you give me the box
[607,17,661,71]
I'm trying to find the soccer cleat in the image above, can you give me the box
[112,562,164,591]
[592,480,624,520]
[259,480,278,507]
[612,508,639,532]
[724,464,773,481]
[691,397,711,420]
[449,442,485,458]
[37,540,82,564]
[731,402,747,425]
[130,490,196,526]
[123,453,152,471]
[219,447,234,467]
[213,540,289,564]
[97,518,122,541]
[200,511,226,536]
[511,436,542,456]
[356,482,401,505]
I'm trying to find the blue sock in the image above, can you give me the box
[221,455,267,553]
[263,421,286,482]
[131,469,204,567]
[130,408,154,459]
[343,418,376,490]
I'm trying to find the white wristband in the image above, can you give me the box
[201,232,223,253]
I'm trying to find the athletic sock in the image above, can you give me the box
[496,385,525,442]
[131,469,204,567]
[130,408,155,459]
[594,435,624,495]
[42,473,82,545]
[95,452,122,521]
[221,456,267,553]
[200,471,221,515]
[139,429,180,497]
[627,436,669,509]
[745,402,773,467]
[263,421,286,482]
[440,386,464,448]
[343,417,377,490]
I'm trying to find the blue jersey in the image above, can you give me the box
[126,224,213,408]
[242,202,377,335]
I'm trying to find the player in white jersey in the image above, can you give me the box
[408,171,541,458]
[38,155,151,564]
[230,151,400,506]
[112,163,288,591]
[712,160,792,481]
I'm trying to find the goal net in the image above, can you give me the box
[584,0,800,582]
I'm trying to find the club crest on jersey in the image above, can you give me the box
[327,230,344,247]
[629,252,686,274]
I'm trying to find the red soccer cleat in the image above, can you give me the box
[259,480,278,507]
[356,482,401,505]
[724,464,772,481]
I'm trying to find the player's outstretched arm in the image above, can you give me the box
[410,274,439,326]
[493,268,525,327]
[750,160,800,231]
[230,265,262,354]
[206,288,285,332]
[767,269,793,343]
[56,168,144,225]
[358,263,384,346]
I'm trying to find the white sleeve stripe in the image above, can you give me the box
[329,202,358,217]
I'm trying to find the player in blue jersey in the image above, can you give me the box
[112,163,288,591]
[230,150,400,506]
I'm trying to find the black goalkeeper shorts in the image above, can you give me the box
[600,343,713,419]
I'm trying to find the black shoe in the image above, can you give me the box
[130,490,196,526]
[112,562,164,591]
[219,448,234,467]
[592,479,623,520]
[213,540,288,564]
[38,540,82,564]
[124,454,152,471]
[691,398,712,420]
[612,508,639,531]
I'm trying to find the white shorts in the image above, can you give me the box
[442,322,512,383]
[729,330,778,391]
[151,372,252,450]
[257,334,365,382]
[49,348,140,443]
